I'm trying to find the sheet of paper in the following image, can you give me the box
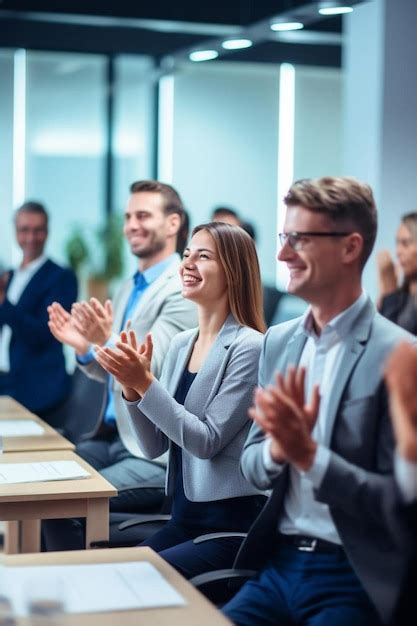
[0,460,90,484]
[0,562,186,615]
[0,419,45,437]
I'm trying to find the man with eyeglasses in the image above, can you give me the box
[223,177,414,626]
[0,201,77,420]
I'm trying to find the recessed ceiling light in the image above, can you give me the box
[222,38,253,50]
[189,50,219,62]
[319,6,353,15]
[270,22,304,32]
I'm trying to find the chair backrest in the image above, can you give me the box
[55,368,105,443]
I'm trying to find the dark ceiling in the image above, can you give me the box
[0,1,367,67]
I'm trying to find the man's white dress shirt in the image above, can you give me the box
[0,254,47,372]
[262,291,368,544]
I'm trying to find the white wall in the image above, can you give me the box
[294,66,344,180]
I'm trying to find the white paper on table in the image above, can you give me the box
[0,460,90,484]
[0,419,45,437]
[0,562,187,615]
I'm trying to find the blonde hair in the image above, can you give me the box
[192,222,266,333]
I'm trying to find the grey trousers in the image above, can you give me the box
[76,433,166,512]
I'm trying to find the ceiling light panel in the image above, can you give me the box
[270,22,304,32]
[189,50,219,62]
[222,38,253,50]
[319,6,353,15]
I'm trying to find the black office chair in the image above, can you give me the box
[189,532,256,604]
[90,484,171,548]
[45,367,105,443]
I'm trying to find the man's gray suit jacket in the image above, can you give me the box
[78,254,197,458]
[237,297,414,624]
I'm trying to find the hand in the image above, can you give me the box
[71,298,113,346]
[377,250,399,296]
[47,302,90,355]
[384,342,417,462]
[94,330,154,398]
[249,366,320,471]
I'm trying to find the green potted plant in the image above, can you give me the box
[65,214,124,302]
[65,228,90,276]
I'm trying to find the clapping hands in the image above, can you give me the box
[48,297,114,355]
[385,342,417,462]
[94,330,154,401]
[250,366,320,471]
[71,298,113,345]
[48,302,90,355]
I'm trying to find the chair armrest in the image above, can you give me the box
[190,569,257,588]
[193,532,247,545]
[118,514,171,531]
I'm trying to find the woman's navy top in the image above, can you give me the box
[170,368,265,532]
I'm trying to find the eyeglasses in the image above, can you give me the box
[278,231,352,251]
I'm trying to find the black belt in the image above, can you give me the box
[278,534,343,553]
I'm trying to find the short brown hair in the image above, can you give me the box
[192,222,266,333]
[130,179,184,218]
[284,176,377,267]
[15,200,49,227]
[401,212,417,242]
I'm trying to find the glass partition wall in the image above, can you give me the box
[0,50,155,282]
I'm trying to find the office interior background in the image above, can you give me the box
[0,0,415,297]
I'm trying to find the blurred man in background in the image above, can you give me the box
[0,201,77,420]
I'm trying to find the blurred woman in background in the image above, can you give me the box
[377,212,417,333]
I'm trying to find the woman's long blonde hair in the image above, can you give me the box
[192,222,266,333]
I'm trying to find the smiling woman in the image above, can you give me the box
[378,212,417,334]
[94,221,267,580]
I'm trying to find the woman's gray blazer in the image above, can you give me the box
[124,314,263,501]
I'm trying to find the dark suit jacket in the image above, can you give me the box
[380,288,417,335]
[391,501,417,625]
[0,259,77,414]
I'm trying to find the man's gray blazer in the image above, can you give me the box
[124,315,264,501]
[237,297,414,624]
[78,254,197,458]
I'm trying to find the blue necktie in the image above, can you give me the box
[120,272,148,331]
[104,272,148,424]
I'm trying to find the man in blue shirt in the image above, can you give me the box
[47,181,197,531]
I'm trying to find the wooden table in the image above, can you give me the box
[0,411,75,453]
[0,450,117,554]
[0,396,24,413]
[1,547,232,625]
[0,396,74,453]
